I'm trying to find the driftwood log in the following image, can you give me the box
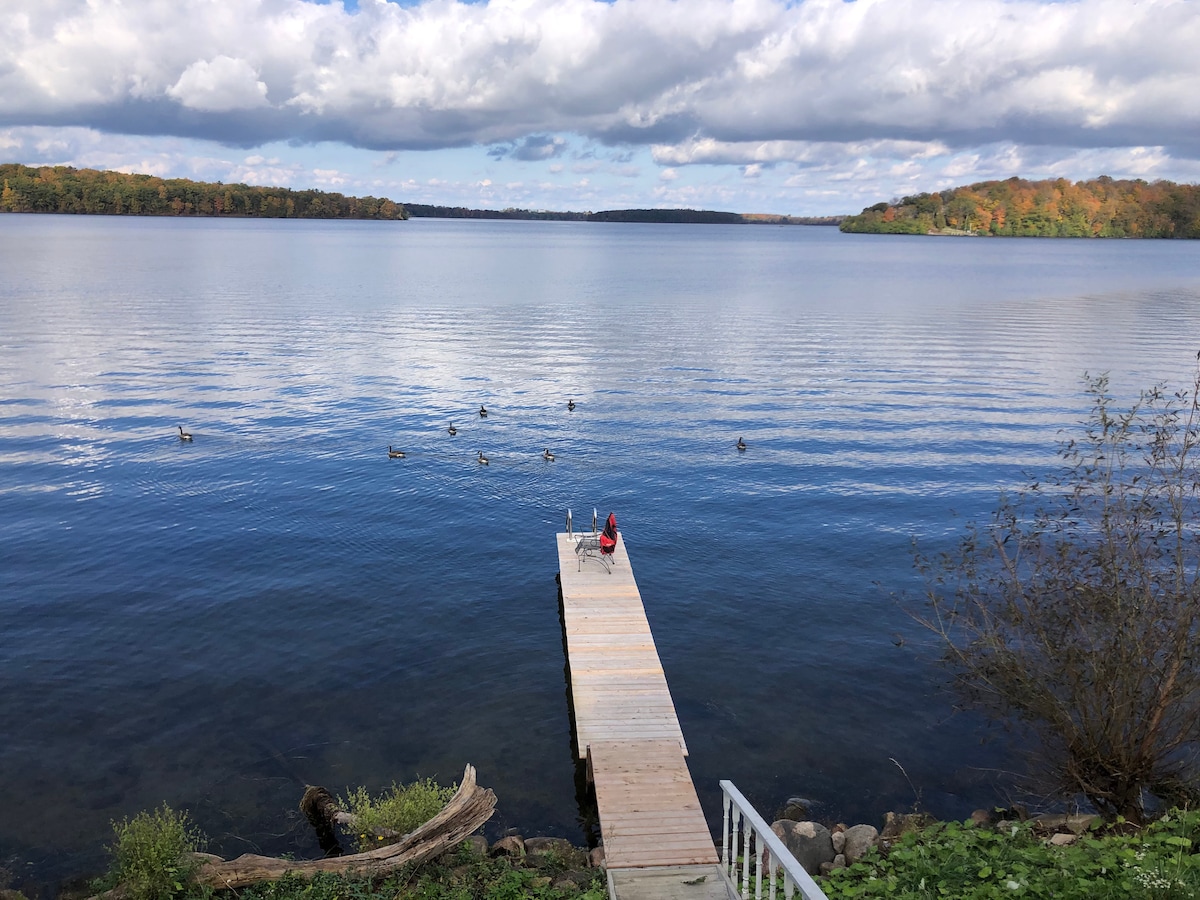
[195,764,496,889]
[300,784,406,855]
[89,764,496,898]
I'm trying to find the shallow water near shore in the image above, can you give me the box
[2,214,1200,893]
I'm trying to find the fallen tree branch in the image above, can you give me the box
[89,764,496,898]
[196,764,496,889]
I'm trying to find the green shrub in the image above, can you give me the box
[107,803,204,900]
[340,778,457,852]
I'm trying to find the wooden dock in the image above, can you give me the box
[556,531,727,900]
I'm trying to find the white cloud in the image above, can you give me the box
[167,56,269,112]
[0,0,1196,155]
[311,167,348,185]
[1,0,1198,216]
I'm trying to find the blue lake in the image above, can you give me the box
[2,214,1199,891]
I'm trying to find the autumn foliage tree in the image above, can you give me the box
[918,370,1200,822]
[843,176,1200,238]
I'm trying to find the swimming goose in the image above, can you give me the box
[479,405,488,418]
[543,448,555,461]
[567,399,575,411]
[448,422,457,436]
[388,445,405,458]
[178,425,193,442]
[477,450,489,465]
[736,437,747,451]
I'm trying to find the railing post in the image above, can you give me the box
[754,830,763,900]
[722,787,731,871]
[731,806,741,884]
[741,810,750,899]
[719,780,830,900]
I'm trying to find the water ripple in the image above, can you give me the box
[3,216,1200,892]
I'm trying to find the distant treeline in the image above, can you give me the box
[404,204,588,221]
[0,164,408,220]
[587,208,743,224]
[407,205,751,224]
[1,163,842,226]
[742,213,844,226]
[840,176,1200,238]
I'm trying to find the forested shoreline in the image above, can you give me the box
[840,176,1200,237]
[0,164,408,219]
[0,164,841,225]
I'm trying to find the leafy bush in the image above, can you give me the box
[340,778,457,852]
[823,809,1200,899]
[107,803,204,900]
[917,372,1200,821]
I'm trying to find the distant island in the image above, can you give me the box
[0,163,843,225]
[380,204,842,225]
[840,176,1200,238]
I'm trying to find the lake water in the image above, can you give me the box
[2,215,1199,893]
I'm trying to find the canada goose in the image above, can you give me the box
[477,451,489,465]
[736,437,747,451]
[479,405,488,418]
[543,448,555,461]
[567,399,575,411]
[178,426,193,442]
[447,422,457,436]
[388,446,405,458]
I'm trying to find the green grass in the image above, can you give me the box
[339,778,458,852]
[822,809,1200,899]
[103,804,204,900]
[220,842,605,900]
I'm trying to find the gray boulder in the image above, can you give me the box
[770,820,835,875]
[463,835,489,857]
[776,797,817,821]
[1066,814,1098,835]
[842,824,879,864]
[525,836,586,868]
[490,835,525,858]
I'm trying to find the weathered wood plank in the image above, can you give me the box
[587,740,717,869]
[607,866,736,900]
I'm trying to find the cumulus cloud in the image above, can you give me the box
[167,57,269,112]
[0,0,1196,164]
[488,134,569,161]
[512,135,568,161]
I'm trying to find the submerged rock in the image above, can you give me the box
[490,835,525,858]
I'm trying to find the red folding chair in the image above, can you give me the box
[575,510,619,573]
[599,512,618,559]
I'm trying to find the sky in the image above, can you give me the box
[2,0,1199,216]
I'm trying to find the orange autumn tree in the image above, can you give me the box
[841,176,1200,238]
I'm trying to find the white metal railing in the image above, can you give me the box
[720,781,830,900]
